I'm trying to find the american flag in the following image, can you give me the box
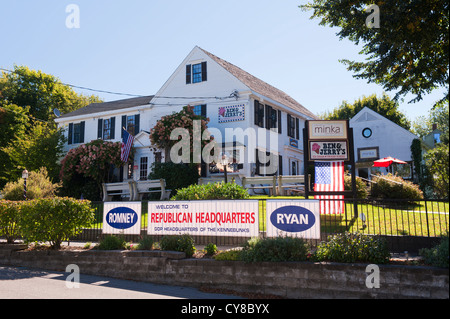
[121,128,134,163]
[314,161,345,214]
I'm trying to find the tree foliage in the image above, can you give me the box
[321,93,411,130]
[0,66,102,187]
[0,66,101,122]
[301,0,449,104]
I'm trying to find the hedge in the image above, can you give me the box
[0,197,95,249]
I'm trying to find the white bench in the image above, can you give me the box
[131,179,171,201]
[241,176,277,195]
[198,177,226,185]
[277,175,307,196]
[102,182,134,201]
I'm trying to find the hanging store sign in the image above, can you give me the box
[218,104,246,123]
[308,120,348,140]
[148,200,259,237]
[309,141,349,161]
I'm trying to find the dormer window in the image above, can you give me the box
[186,62,207,84]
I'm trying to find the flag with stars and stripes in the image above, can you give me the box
[121,128,134,163]
[314,161,345,214]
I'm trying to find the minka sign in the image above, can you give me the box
[308,120,348,140]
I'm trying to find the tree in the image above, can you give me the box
[0,66,101,122]
[424,143,449,199]
[300,0,449,104]
[321,93,411,130]
[412,98,449,144]
[0,66,102,187]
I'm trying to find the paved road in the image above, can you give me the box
[0,266,242,299]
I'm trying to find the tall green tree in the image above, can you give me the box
[321,93,411,130]
[301,0,449,104]
[0,66,102,188]
[1,66,101,122]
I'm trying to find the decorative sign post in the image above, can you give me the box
[303,120,358,217]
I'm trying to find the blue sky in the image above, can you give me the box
[0,0,446,122]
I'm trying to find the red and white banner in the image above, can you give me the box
[148,200,259,237]
[314,161,345,214]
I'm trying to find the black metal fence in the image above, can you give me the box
[72,198,449,252]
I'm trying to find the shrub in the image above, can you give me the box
[0,200,22,243]
[214,249,242,261]
[420,233,449,268]
[370,173,424,201]
[240,236,310,263]
[314,232,390,264]
[148,162,199,198]
[19,197,95,250]
[172,182,249,200]
[204,243,218,256]
[1,168,60,201]
[160,234,196,257]
[137,236,154,250]
[344,174,369,199]
[97,235,126,250]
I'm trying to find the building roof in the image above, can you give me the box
[199,47,318,120]
[58,95,154,119]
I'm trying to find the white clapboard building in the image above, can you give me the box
[350,107,419,180]
[55,46,318,184]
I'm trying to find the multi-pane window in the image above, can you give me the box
[121,114,140,137]
[103,119,112,140]
[192,104,207,118]
[140,157,148,180]
[68,122,85,145]
[186,62,207,84]
[192,63,203,83]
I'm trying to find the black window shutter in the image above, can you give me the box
[278,155,283,176]
[278,110,282,134]
[80,121,85,144]
[121,115,127,137]
[186,64,192,84]
[296,118,300,140]
[68,123,73,145]
[287,114,292,137]
[98,119,103,139]
[265,105,270,129]
[201,62,207,82]
[110,117,116,140]
[254,100,259,126]
[201,105,207,118]
[134,114,140,135]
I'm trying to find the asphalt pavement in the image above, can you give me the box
[0,266,243,299]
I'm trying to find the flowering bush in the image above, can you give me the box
[60,140,126,185]
[150,106,210,161]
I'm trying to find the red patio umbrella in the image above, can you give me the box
[373,156,408,168]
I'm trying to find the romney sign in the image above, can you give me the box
[103,202,142,235]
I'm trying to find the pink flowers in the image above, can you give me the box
[60,140,127,184]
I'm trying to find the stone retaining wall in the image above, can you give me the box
[0,247,448,299]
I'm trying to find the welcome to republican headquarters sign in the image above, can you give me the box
[103,200,320,240]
